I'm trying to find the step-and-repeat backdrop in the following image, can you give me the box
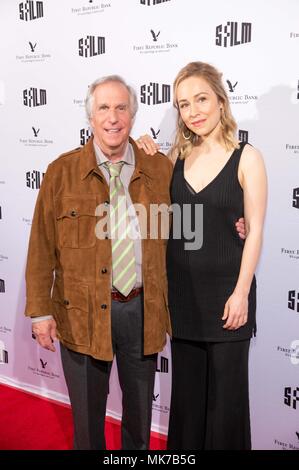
[0,0,298,449]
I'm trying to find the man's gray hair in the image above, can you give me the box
[85,75,138,120]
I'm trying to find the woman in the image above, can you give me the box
[138,61,267,450]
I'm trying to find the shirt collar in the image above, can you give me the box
[93,140,135,167]
[79,136,155,181]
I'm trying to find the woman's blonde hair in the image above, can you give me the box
[170,61,239,160]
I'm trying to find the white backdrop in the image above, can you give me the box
[0,0,299,449]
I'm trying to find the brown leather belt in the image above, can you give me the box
[111,287,143,303]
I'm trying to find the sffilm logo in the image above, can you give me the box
[26,170,44,189]
[78,36,105,58]
[0,279,5,293]
[19,1,43,21]
[140,82,171,105]
[0,341,8,364]
[284,386,299,409]
[293,188,299,209]
[239,129,248,143]
[23,88,47,107]
[156,355,169,373]
[288,290,299,312]
[80,128,92,146]
[216,22,252,47]
[140,0,171,5]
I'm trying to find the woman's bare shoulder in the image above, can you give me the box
[240,143,264,169]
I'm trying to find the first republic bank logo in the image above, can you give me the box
[216,21,252,47]
[19,1,44,21]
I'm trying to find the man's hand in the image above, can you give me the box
[32,318,57,352]
[235,217,246,240]
[136,134,160,155]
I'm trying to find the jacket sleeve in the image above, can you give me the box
[24,163,57,318]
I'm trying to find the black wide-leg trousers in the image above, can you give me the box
[60,294,157,450]
[167,338,251,450]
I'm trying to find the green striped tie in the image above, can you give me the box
[105,161,137,297]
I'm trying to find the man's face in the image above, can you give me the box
[90,81,133,157]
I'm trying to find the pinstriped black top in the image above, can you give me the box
[166,142,256,342]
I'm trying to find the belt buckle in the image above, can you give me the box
[118,292,130,302]
[111,290,130,302]
[111,287,142,303]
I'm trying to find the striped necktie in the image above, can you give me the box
[105,161,137,297]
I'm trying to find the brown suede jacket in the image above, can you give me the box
[25,137,173,360]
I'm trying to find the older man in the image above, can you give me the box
[25,75,172,450]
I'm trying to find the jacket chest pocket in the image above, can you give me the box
[55,196,97,248]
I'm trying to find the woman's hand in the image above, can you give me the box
[222,292,248,330]
[235,217,246,240]
[136,134,160,155]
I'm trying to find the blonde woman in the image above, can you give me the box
[138,61,267,450]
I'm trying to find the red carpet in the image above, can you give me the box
[0,384,166,450]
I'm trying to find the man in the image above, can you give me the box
[25,75,173,450]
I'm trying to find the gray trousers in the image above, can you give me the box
[60,294,157,450]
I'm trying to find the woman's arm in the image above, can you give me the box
[222,145,267,330]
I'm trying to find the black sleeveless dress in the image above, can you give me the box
[166,142,256,342]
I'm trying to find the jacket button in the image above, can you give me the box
[101,304,107,309]
[63,299,69,305]
[70,210,77,217]
[101,268,107,274]
[105,234,109,240]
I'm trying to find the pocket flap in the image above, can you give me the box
[55,196,96,220]
[53,283,89,312]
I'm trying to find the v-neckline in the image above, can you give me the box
[183,148,237,195]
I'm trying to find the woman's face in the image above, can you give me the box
[176,75,222,139]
